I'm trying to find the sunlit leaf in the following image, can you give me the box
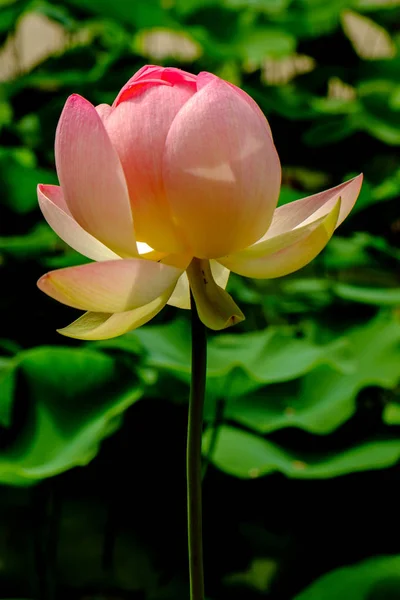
[133,28,202,62]
[333,283,400,305]
[203,425,400,479]
[224,313,400,434]
[97,318,352,402]
[341,10,396,59]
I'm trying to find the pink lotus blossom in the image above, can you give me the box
[37,65,362,338]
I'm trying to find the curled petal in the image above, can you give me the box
[168,260,230,310]
[37,259,182,312]
[187,259,244,330]
[220,199,341,279]
[265,174,363,240]
[58,290,172,340]
[163,78,281,258]
[55,94,137,257]
[38,184,119,261]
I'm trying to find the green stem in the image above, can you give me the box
[187,288,207,600]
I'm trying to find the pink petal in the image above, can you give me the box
[55,94,137,257]
[58,290,172,340]
[197,72,272,137]
[163,78,281,258]
[113,65,196,107]
[37,258,182,312]
[220,199,341,279]
[113,79,172,106]
[161,67,197,86]
[105,83,194,253]
[265,174,363,240]
[38,184,119,261]
[95,103,113,120]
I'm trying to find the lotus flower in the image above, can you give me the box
[37,65,363,339]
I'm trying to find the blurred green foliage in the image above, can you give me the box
[0,0,399,598]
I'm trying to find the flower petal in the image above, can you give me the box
[220,199,341,279]
[57,290,172,340]
[37,184,119,261]
[265,174,362,240]
[113,65,197,106]
[168,260,230,310]
[187,259,244,330]
[163,78,281,258]
[197,72,272,137]
[105,84,194,253]
[37,259,182,312]
[55,94,137,257]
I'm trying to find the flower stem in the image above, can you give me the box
[187,288,207,600]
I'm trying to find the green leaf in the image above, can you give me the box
[0,357,16,428]
[0,149,57,214]
[355,79,400,144]
[354,0,400,9]
[289,313,400,433]
[0,223,58,258]
[252,86,315,120]
[63,0,176,28]
[235,27,296,63]
[383,402,400,425]
[0,347,143,485]
[333,283,400,305]
[203,425,400,479]
[98,318,352,400]
[303,116,357,146]
[224,0,290,14]
[224,313,400,435]
[323,232,400,269]
[270,0,348,39]
[294,554,400,599]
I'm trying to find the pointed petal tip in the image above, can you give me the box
[37,272,48,289]
[221,198,341,280]
[65,93,90,107]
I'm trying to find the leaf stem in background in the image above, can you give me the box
[187,287,207,600]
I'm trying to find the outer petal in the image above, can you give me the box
[187,259,244,330]
[220,199,341,279]
[113,65,197,106]
[105,84,194,253]
[57,289,172,340]
[55,94,137,257]
[197,72,272,137]
[37,259,182,312]
[38,184,119,261]
[163,78,281,258]
[168,260,230,309]
[265,174,363,239]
